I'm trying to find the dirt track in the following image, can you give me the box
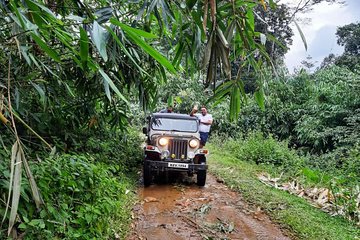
[127,174,291,240]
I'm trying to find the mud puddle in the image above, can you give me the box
[127,174,290,240]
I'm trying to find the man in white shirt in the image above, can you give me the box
[190,106,213,148]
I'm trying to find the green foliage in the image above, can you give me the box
[0,129,142,239]
[213,65,360,155]
[336,22,360,56]
[221,132,304,173]
[158,73,209,113]
[80,128,143,171]
[0,156,134,239]
[294,67,360,151]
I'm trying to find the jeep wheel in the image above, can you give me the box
[143,161,152,187]
[197,170,206,186]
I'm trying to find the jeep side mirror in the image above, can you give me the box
[142,127,148,134]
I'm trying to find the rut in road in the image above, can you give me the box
[127,174,291,240]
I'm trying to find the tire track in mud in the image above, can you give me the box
[127,174,291,240]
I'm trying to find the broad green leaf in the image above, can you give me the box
[80,27,89,68]
[30,82,46,106]
[245,10,255,32]
[20,147,43,209]
[225,19,236,43]
[230,85,241,121]
[211,81,233,106]
[191,11,206,40]
[98,68,129,105]
[30,33,61,62]
[92,21,108,62]
[235,68,247,104]
[172,41,185,67]
[2,142,17,225]
[9,12,37,31]
[294,21,307,51]
[110,19,157,39]
[103,78,111,101]
[8,142,22,235]
[9,2,26,29]
[254,87,265,111]
[54,29,76,52]
[30,0,57,18]
[20,46,31,65]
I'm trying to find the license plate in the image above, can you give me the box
[168,162,189,169]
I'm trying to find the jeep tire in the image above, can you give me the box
[197,170,206,186]
[143,161,152,187]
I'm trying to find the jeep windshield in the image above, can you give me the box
[151,117,198,132]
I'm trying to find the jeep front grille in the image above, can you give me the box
[169,139,187,159]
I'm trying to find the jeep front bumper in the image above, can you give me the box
[146,160,207,172]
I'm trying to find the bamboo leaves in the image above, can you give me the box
[110,18,176,74]
[254,87,265,111]
[294,21,307,51]
[22,148,43,209]
[30,33,61,62]
[2,141,44,236]
[8,142,21,236]
[99,68,129,105]
[92,21,108,62]
[80,27,89,69]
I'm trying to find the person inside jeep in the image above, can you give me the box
[159,96,175,113]
[159,105,174,113]
[190,105,213,148]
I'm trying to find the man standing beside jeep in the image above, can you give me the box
[190,106,213,148]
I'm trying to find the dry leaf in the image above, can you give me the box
[144,197,158,203]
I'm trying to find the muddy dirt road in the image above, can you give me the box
[127,174,290,240]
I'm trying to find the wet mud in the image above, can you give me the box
[127,174,290,240]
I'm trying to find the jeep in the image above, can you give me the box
[142,113,208,186]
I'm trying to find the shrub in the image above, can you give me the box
[0,128,142,239]
[224,132,304,173]
[1,154,135,239]
[81,128,143,171]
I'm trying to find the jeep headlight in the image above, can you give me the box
[159,137,168,146]
[189,139,199,148]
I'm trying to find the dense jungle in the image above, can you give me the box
[0,0,359,239]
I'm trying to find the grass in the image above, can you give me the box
[207,143,360,240]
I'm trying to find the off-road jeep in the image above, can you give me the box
[142,113,208,186]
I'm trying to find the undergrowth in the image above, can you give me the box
[0,128,143,239]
